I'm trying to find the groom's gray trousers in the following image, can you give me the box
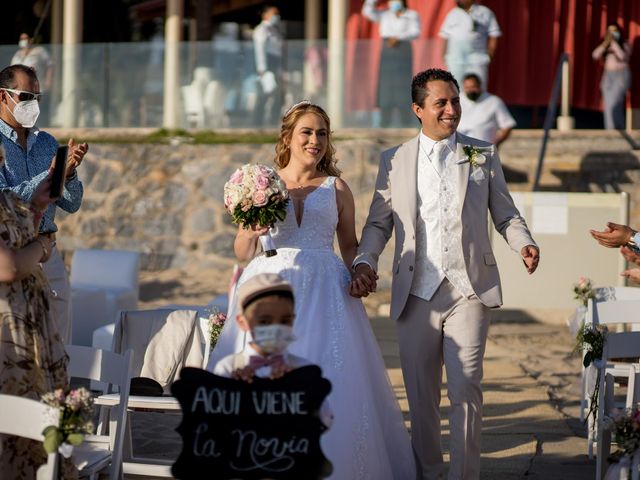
[397,279,490,480]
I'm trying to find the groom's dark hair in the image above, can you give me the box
[411,69,460,107]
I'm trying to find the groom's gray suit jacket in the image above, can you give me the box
[355,132,536,321]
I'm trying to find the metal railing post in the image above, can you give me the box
[557,56,575,131]
[533,52,569,191]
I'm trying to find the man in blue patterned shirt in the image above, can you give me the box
[0,64,88,343]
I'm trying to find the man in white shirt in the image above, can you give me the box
[439,0,501,87]
[362,0,421,127]
[252,5,283,126]
[458,73,515,147]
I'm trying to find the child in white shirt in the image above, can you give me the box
[213,273,333,427]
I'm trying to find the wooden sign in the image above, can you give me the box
[171,366,333,479]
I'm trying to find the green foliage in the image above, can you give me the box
[233,199,289,229]
[58,129,279,145]
[573,277,596,307]
[42,426,63,455]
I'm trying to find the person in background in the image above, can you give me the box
[362,0,421,127]
[439,0,501,87]
[11,33,54,125]
[0,64,88,345]
[458,72,515,147]
[0,143,72,479]
[253,5,284,127]
[592,23,632,130]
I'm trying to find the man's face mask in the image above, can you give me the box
[18,39,29,49]
[251,324,295,355]
[389,1,403,13]
[3,89,40,128]
[612,31,621,42]
[466,91,481,102]
[269,14,280,26]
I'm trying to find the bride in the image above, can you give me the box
[208,101,415,479]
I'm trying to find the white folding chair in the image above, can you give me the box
[581,290,640,424]
[96,308,205,477]
[66,344,133,479]
[70,249,140,346]
[585,298,640,458]
[596,336,640,480]
[0,394,60,480]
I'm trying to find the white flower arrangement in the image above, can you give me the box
[41,387,95,458]
[460,145,491,168]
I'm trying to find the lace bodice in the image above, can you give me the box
[270,176,337,251]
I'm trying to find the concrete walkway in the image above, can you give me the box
[373,310,593,480]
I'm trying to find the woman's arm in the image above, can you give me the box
[335,178,359,269]
[608,40,631,63]
[592,36,610,60]
[233,224,270,261]
[0,235,52,282]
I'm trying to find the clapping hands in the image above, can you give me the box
[590,222,635,248]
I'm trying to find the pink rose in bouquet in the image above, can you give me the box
[252,190,268,207]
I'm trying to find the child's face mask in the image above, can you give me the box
[252,324,295,354]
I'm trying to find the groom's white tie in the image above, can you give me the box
[432,141,447,175]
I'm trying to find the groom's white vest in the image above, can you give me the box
[411,134,473,301]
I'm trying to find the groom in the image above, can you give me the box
[350,68,539,480]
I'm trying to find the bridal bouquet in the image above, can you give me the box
[223,164,289,257]
[41,387,95,458]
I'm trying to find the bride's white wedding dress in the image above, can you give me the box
[209,176,416,479]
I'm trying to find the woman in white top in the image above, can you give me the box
[592,23,632,130]
[362,0,421,127]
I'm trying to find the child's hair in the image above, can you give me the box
[274,101,341,177]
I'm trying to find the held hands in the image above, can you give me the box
[590,222,635,248]
[386,37,400,48]
[65,138,89,179]
[35,235,54,263]
[520,245,540,274]
[231,363,292,383]
[349,263,379,298]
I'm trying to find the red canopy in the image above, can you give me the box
[346,0,640,112]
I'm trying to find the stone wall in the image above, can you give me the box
[54,129,640,289]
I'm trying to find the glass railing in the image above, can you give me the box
[0,38,447,129]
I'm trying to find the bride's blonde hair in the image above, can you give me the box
[274,101,341,177]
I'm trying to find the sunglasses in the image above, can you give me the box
[2,88,42,102]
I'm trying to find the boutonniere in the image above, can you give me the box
[459,146,491,168]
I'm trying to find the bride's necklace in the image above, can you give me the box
[285,175,319,190]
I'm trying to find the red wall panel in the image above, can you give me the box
[346,0,640,112]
